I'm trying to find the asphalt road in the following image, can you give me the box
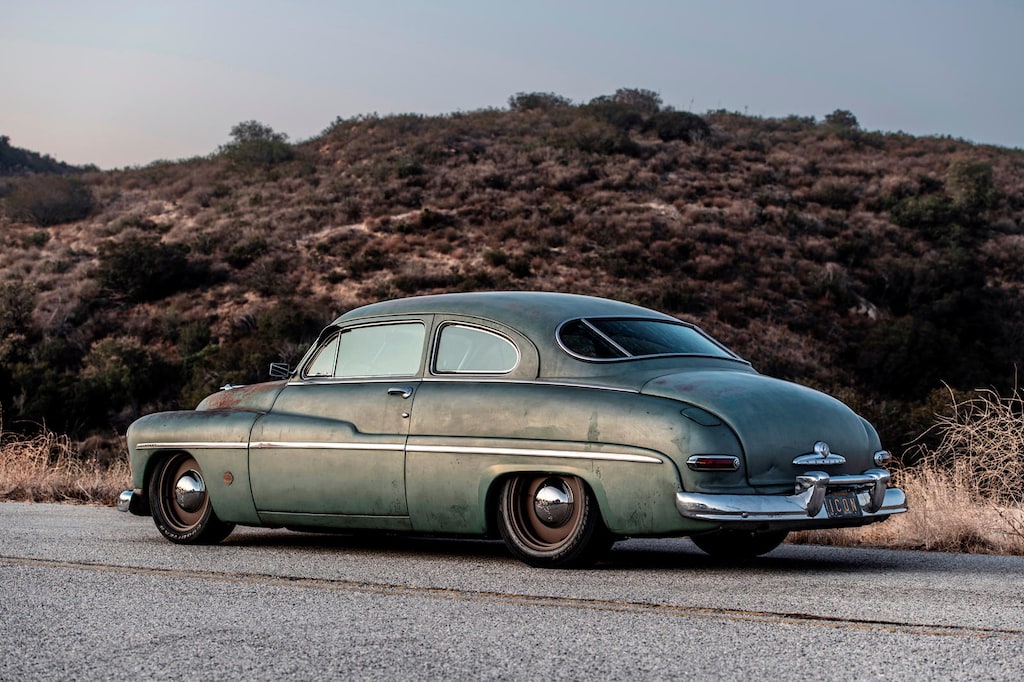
[2,502,1023,680]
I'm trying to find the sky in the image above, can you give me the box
[2,0,1022,169]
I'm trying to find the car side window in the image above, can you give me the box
[434,324,519,374]
[334,322,425,377]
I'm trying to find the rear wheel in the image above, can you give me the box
[497,474,610,568]
[691,529,788,560]
[149,453,234,544]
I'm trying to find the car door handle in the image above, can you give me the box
[387,386,413,399]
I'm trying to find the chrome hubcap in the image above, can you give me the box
[533,479,574,527]
[174,470,206,513]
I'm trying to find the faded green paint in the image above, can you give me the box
[126,410,261,524]
[124,292,901,544]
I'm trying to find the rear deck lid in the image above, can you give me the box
[642,369,877,487]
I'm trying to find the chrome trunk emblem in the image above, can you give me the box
[793,441,847,466]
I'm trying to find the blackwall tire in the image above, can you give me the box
[497,474,609,568]
[149,453,234,544]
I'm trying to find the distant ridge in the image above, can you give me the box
[0,135,96,176]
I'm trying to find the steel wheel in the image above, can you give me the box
[691,529,788,560]
[498,474,609,568]
[149,453,234,544]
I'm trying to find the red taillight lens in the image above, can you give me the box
[686,455,740,471]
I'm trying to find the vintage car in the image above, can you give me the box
[120,292,906,567]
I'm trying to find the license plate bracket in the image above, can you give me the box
[824,490,862,518]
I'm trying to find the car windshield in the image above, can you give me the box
[558,318,736,361]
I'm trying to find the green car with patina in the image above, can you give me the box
[120,292,907,567]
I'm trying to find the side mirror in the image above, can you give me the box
[269,362,291,379]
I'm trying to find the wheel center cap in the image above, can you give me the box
[533,480,575,527]
[174,470,207,513]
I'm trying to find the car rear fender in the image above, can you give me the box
[406,445,693,537]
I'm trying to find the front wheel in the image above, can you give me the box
[149,453,234,544]
[691,529,788,560]
[497,474,610,568]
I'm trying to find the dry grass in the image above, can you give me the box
[0,413,130,505]
[793,386,1024,555]
[4,385,1024,559]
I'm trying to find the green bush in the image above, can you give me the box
[645,110,711,143]
[218,120,294,167]
[808,181,860,210]
[95,235,197,302]
[4,175,94,226]
[890,195,956,231]
[611,88,662,114]
[824,109,859,131]
[508,92,572,111]
[226,238,269,268]
[584,97,645,131]
[947,159,996,216]
[81,336,175,418]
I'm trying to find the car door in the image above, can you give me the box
[249,318,430,523]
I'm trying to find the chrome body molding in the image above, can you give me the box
[288,377,642,394]
[134,440,662,463]
[406,444,663,464]
[676,469,907,525]
[135,441,248,450]
[250,441,406,451]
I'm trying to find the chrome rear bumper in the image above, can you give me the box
[676,469,907,526]
[118,489,149,516]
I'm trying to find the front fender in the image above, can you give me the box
[126,410,261,525]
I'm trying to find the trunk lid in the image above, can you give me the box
[642,369,878,488]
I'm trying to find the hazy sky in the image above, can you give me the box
[3,0,1022,169]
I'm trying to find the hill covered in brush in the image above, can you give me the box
[1,89,1022,453]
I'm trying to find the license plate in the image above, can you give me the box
[824,490,862,518]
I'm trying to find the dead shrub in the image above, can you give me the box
[793,385,1024,554]
[0,411,130,505]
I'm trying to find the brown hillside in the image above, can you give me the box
[2,93,1023,454]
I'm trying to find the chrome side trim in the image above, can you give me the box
[289,377,642,394]
[136,440,661,463]
[250,442,406,451]
[135,442,249,450]
[407,444,663,464]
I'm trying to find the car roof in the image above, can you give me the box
[329,292,744,383]
[333,291,675,335]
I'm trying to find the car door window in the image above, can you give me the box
[305,334,341,377]
[334,322,425,377]
[434,324,519,374]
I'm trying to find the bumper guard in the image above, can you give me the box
[676,469,907,526]
[117,489,150,516]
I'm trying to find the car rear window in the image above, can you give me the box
[558,318,734,361]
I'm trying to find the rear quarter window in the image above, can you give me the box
[434,324,520,374]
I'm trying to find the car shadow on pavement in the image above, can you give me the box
[218,526,909,573]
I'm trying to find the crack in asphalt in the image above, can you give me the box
[4,554,1022,640]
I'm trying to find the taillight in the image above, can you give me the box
[686,455,740,472]
[873,450,892,467]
